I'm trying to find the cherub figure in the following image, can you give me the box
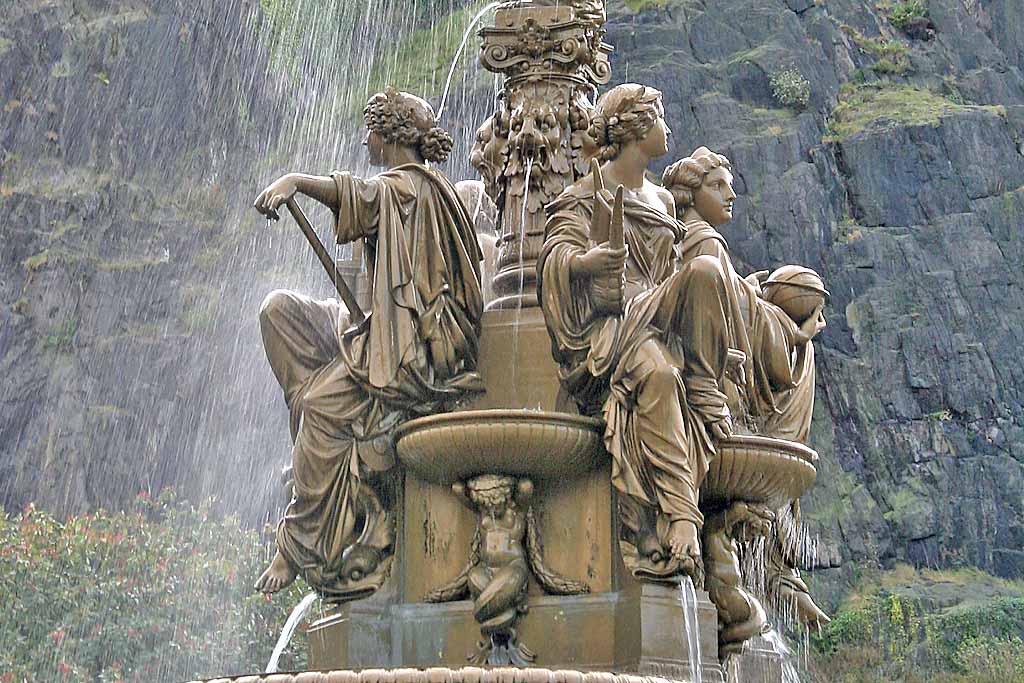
[703,502,775,655]
[425,475,589,666]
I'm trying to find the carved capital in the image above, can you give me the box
[480,6,611,85]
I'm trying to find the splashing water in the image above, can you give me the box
[436,2,501,121]
[266,592,319,673]
[762,630,801,683]
[680,576,704,683]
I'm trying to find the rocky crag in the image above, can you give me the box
[599,0,1024,592]
[1,0,1022,617]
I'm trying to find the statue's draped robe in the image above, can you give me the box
[260,163,483,597]
[678,220,814,441]
[679,219,819,607]
[538,187,734,529]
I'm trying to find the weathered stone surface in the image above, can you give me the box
[604,0,1024,596]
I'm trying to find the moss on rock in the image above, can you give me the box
[825,84,1005,141]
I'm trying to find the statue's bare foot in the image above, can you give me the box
[666,520,701,572]
[255,550,297,595]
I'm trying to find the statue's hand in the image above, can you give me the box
[254,174,298,222]
[725,502,775,538]
[708,417,733,442]
[725,348,747,387]
[571,243,627,279]
[795,303,826,345]
[572,243,627,315]
[744,270,770,297]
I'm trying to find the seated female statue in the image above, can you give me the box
[663,148,825,441]
[538,83,745,576]
[663,148,831,626]
[252,88,484,599]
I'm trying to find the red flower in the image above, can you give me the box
[58,661,72,678]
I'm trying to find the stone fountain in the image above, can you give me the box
[202,2,830,682]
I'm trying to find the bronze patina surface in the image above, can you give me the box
[244,1,830,679]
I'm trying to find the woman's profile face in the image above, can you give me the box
[693,165,737,227]
[637,109,671,160]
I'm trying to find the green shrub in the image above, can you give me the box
[770,68,811,110]
[0,491,310,682]
[955,637,1024,680]
[811,591,1024,682]
[890,0,928,29]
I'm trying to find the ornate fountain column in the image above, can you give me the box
[473,0,612,310]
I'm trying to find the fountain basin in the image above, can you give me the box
[393,409,605,485]
[702,435,818,508]
[395,411,816,508]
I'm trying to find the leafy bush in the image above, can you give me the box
[770,68,811,110]
[810,591,1024,682]
[890,0,928,29]
[0,490,311,683]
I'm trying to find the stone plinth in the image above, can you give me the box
[302,310,727,681]
[309,570,723,683]
[723,637,785,682]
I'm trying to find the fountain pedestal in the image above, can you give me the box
[306,307,723,679]
[308,471,723,681]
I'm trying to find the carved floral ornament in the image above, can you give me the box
[480,7,611,82]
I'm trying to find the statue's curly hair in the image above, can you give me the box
[662,147,733,210]
[363,87,454,164]
[588,83,664,162]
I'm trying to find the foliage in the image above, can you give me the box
[625,0,669,11]
[44,318,78,353]
[255,0,490,119]
[770,68,811,110]
[811,584,1024,682]
[889,0,928,30]
[0,491,311,682]
[840,23,911,75]
[824,84,1004,141]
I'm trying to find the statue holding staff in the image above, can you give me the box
[252,88,485,600]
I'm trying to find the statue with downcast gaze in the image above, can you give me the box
[252,88,485,600]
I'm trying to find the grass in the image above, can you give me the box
[355,3,490,117]
[839,24,912,75]
[181,284,220,334]
[889,0,928,30]
[44,318,78,353]
[625,0,669,10]
[824,84,1004,141]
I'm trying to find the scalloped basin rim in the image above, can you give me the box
[394,409,604,435]
[724,433,819,463]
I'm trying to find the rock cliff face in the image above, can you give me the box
[1,0,1022,604]
[604,0,1024,593]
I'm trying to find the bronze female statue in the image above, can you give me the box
[663,148,831,627]
[537,84,745,578]
[663,148,826,441]
[252,88,484,600]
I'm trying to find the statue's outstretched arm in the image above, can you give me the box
[254,173,338,221]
